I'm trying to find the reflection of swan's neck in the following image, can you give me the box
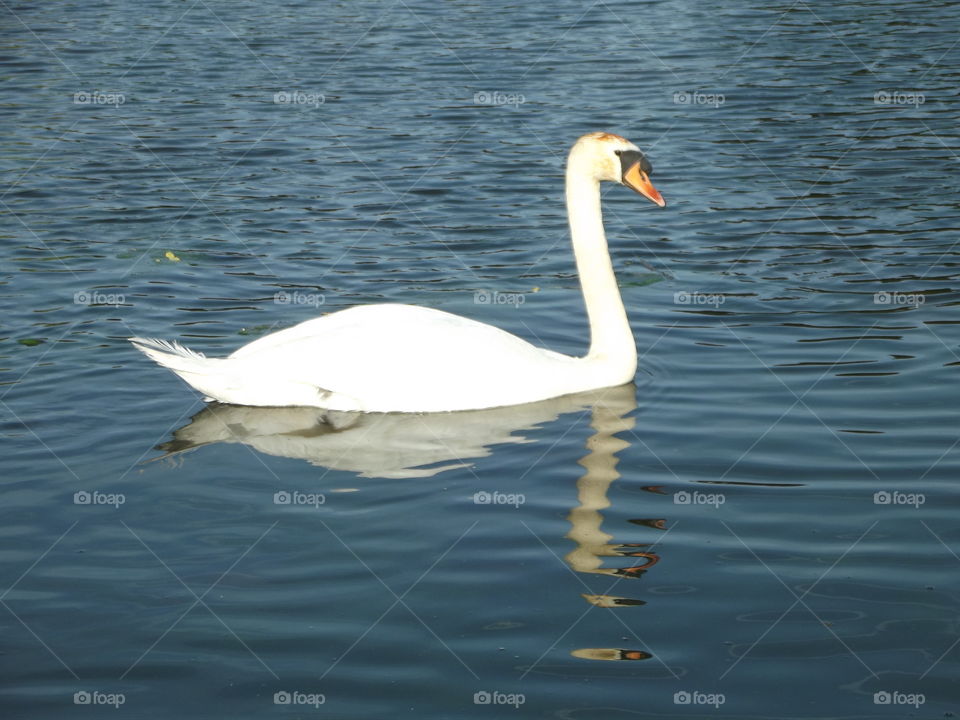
[566,159,636,375]
[564,396,636,573]
[563,433,627,573]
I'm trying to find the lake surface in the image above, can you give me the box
[2,0,959,717]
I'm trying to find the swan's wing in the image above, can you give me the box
[231,303,561,357]
[227,304,578,411]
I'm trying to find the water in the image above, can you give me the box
[2,0,959,717]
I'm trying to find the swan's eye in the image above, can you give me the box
[614,149,622,156]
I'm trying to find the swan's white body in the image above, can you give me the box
[131,132,665,413]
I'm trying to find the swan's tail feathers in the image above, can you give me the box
[129,337,210,372]
[129,337,227,401]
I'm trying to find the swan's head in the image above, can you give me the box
[570,132,665,207]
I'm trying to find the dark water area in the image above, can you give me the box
[2,0,959,717]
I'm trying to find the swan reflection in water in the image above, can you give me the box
[155,385,636,479]
[156,383,661,661]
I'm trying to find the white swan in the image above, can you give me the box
[130,132,665,412]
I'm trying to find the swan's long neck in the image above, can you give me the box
[565,160,637,376]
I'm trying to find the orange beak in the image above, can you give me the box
[623,162,665,207]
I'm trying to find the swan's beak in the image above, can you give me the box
[622,162,665,207]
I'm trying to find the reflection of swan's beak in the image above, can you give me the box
[570,648,652,661]
[622,162,665,207]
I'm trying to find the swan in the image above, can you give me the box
[130,132,665,412]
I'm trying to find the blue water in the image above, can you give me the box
[2,1,960,717]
